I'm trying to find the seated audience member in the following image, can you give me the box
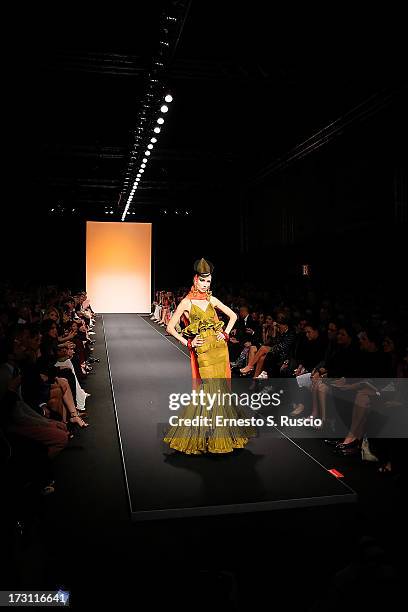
[55,344,90,411]
[15,325,87,428]
[39,320,78,403]
[289,320,329,417]
[332,327,401,457]
[294,319,328,375]
[0,333,70,460]
[311,324,360,427]
[239,314,276,374]
[228,305,261,364]
[260,313,297,378]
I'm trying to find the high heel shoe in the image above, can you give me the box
[69,412,89,428]
[41,480,56,496]
[332,439,361,455]
[290,403,305,416]
[324,438,342,446]
[239,367,254,376]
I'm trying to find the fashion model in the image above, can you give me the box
[164,258,256,454]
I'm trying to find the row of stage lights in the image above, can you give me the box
[160,208,192,216]
[121,93,173,221]
[48,203,190,218]
[119,7,190,220]
[49,205,77,215]
[120,208,192,217]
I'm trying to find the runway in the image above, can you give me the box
[102,314,357,520]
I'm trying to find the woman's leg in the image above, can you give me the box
[57,368,77,406]
[310,379,322,418]
[253,351,270,377]
[159,307,167,324]
[315,380,329,422]
[344,388,374,443]
[48,385,68,422]
[241,345,268,373]
[55,377,88,427]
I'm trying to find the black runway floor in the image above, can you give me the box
[103,314,357,520]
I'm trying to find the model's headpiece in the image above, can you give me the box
[186,257,214,301]
[193,257,214,277]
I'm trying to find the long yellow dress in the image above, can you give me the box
[163,301,256,454]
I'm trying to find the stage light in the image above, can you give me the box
[145,150,151,156]
[164,94,173,103]
[150,137,157,143]
[157,117,164,125]
[141,163,146,168]
[160,105,168,113]
[154,127,161,133]
[135,177,140,182]
[137,173,141,177]
[139,168,144,173]
[110,211,114,215]
[142,158,148,163]
[147,144,153,149]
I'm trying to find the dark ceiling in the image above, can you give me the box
[20,3,406,222]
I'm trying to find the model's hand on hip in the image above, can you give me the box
[216,331,225,341]
[192,335,204,347]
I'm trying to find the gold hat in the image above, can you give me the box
[194,257,214,276]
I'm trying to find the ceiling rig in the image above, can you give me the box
[120,2,192,220]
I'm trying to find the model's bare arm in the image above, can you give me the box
[166,298,191,346]
[211,297,237,335]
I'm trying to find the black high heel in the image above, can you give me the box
[333,439,361,456]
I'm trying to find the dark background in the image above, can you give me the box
[4,2,407,301]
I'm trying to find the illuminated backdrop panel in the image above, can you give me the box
[86,221,151,313]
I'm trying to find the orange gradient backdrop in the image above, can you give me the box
[86,221,152,313]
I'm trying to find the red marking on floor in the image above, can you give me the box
[328,468,344,478]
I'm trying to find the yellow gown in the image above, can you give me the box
[163,301,256,454]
